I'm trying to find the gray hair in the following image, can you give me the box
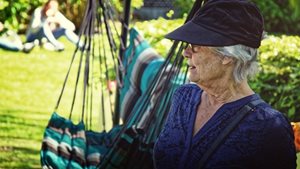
[210,45,259,83]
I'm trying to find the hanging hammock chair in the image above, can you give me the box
[40,0,205,168]
[41,0,125,168]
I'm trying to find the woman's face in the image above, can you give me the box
[183,44,225,85]
[45,1,59,17]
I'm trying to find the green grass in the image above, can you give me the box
[0,38,114,168]
[0,39,75,168]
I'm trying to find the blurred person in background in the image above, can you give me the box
[0,21,34,52]
[25,0,81,51]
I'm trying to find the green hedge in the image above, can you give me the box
[251,35,300,121]
[134,18,300,121]
[134,18,185,56]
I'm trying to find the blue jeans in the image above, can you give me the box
[26,24,79,48]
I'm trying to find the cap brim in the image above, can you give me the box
[165,21,237,47]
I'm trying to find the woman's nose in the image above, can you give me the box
[182,46,192,58]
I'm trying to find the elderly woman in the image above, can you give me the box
[153,0,296,169]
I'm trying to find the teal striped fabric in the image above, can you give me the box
[41,112,86,169]
[85,126,122,169]
[119,28,164,121]
[41,112,122,169]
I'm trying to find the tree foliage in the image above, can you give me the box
[111,0,143,14]
[172,0,195,18]
[252,0,300,35]
[0,0,43,31]
[252,35,300,121]
[171,0,300,35]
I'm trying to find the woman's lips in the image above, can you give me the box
[189,65,196,69]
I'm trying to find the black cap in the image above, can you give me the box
[165,0,264,48]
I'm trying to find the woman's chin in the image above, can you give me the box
[188,75,198,83]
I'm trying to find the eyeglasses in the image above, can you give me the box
[186,44,199,53]
[184,44,227,61]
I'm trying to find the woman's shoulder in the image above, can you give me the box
[254,103,290,125]
[247,102,296,167]
[247,102,293,136]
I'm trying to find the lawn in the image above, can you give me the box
[0,38,300,169]
[0,38,114,168]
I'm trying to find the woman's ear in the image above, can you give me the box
[221,57,234,65]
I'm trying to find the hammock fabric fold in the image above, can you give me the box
[41,112,86,169]
[41,112,122,169]
[119,28,165,121]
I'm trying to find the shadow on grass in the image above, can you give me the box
[0,135,43,143]
[0,145,40,155]
[0,108,48,168]
[0,108,50,116]
[0,113,46,128]
[0,146,41,169]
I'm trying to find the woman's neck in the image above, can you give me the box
[199,79,254,106]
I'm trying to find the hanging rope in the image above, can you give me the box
[53,0,123,130]
[97,0,205,168]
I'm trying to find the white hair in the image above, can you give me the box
[210,44,259,83]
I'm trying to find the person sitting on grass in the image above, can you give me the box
[25,0,81,51]
[0,21,35,53]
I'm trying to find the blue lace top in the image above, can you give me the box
[153,84,296,169]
